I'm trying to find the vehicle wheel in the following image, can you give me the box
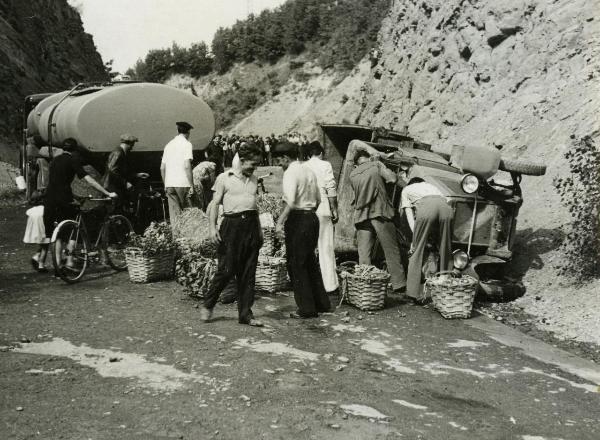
[50,220,88,283]
[104,214,133,271]
[499,158,547,176]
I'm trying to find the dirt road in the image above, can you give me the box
[1,206,599,440]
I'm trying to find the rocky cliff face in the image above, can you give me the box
[0,0,108,163]
[186,0,598,230]
[356,0,599,228]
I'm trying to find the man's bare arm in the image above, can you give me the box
[184,160,194,193]
[160,163,166,185]
[275,202,292,241]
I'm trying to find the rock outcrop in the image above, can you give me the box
[0,0,108,163]
[356,0,600,228]
[185,0,598,230]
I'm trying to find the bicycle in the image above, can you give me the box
[50,196,134,283]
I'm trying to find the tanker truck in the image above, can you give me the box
[21,81,215,207]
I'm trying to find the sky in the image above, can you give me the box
[68,0,288,73]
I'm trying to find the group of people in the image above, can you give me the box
[24,121,453,323]
[198,139,337,326]
[349,145,453,302]
[206,131,310,169]
[197,137,453,327]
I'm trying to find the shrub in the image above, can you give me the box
[553,136,600,279]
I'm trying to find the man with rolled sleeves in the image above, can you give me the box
[200,142,265,327]
[161,121,195,220]
[274,142,332,319]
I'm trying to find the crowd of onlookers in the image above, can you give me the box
[203,131,311,169]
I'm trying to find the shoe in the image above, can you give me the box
[318,305,336,313]
[289,311,317,319]
[37,266,48,273]
[200,307,213,322]
[244,319,264,327]
[411,297,431,306]
[219,293,237,304]
[30,257,38,272]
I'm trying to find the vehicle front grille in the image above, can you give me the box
[452,200,497,247]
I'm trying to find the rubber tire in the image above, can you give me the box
[499,158,547,176]
[50,220,88,284]
[104,214,133,271]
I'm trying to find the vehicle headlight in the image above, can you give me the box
[453,250,469,270]
[461,174,479,194]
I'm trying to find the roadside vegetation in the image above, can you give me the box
[553,136,600,280]
[126,0,390,81]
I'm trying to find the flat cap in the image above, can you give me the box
[271,141,298,155]
[120,133,138,143]
[176,121,194,131]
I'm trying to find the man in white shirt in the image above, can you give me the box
[400,178,453,302]
[303,141,339,294]
[274,142,332,319]
[161,121,195,220]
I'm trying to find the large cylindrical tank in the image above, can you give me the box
[27,82,215,151]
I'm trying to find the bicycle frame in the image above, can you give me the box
[50,210,111,261]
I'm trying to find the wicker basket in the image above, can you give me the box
[338,263,390,311]
[259,227,277,257]
[178,257,217,298]
[426,272,478,319]
[255,256,289,293]
[125,247,175,283]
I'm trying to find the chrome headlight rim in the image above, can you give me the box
[461,173,480,194]
[452,249,469,270]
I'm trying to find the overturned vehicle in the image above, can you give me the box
[319,124,547,300]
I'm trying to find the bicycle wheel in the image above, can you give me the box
[50,220,88,283]
[103,214,133,270]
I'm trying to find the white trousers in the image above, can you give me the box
[318,215,339,292]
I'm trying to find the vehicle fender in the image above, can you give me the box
[462,254,507,280]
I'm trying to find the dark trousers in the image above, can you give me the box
[356,217,407,291]
[204,213,261,323]
[285,210,331,317]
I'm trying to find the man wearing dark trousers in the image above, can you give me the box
[274,142,332,319]
[350,149,407,294]
[102,133,140,211]
[200,142,264,327]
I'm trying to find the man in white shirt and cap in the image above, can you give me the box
[274,142,332,319]
[161,121,195,220]
[302,141,339,294]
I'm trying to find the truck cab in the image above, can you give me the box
[319,124,546,300]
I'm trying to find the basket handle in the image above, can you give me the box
[338,261,357,272]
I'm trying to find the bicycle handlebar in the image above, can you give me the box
[74,195,115,203]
